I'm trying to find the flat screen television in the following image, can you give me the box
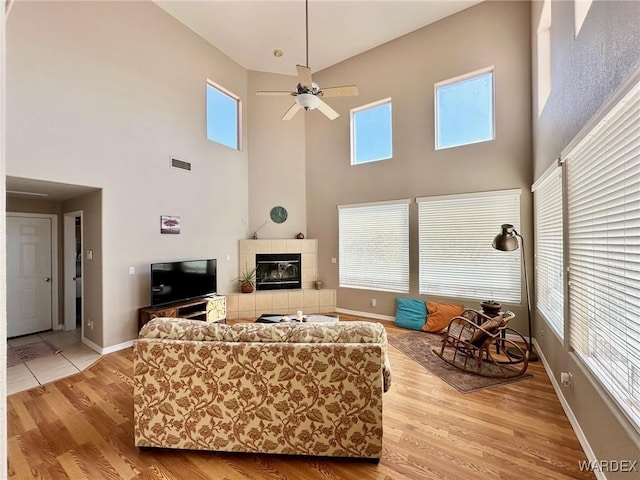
[151,259,217,307]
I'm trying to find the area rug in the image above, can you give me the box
[387,331,533,393]
[7,340,58,367]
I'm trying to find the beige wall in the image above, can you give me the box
[62,191,103,346]
[1,1,7,471]
[6,1,249,348]
[304,1,533,331]
[247,71,307,240]
[531,0,640,472]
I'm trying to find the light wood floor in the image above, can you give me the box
[7,316,595,479]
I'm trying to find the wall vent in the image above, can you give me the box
[171,158,191,171]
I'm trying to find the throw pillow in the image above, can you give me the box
[422,301,465,333]
[470,315,504,346]
[395,298,427,331]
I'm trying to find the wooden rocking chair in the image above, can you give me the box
[432,309,529,378]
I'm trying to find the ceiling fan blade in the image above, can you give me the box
[256,90,295,96]
[320,85,359,97]
[316,99,340,120]
[282,102,302,121]
[296,65,313,89]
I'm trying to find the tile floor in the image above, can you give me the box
[7,328,102,395]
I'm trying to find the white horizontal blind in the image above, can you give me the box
[338,200,410,292]
[418,189,521,302]
[566,78,640,432]
[533,163,564,339]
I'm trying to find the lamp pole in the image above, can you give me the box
[512,230,539,362]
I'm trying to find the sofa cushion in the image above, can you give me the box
[226,322,295,342]
[285,321,387,344]
[395,298,427,330]
[139,317,231,341]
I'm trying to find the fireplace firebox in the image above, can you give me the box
[255,253,301,290]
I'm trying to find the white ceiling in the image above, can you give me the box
[155,0,484,76]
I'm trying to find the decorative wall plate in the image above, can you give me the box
[270,206,288,224]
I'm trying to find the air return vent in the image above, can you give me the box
[171,158,191,171]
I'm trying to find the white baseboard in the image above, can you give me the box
[82,337,134,355]
[335,308,395,323]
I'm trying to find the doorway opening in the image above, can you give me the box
[64,211,83,335]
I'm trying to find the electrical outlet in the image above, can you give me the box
[371,298,377,307]
[331,258,337,264]
[540,329,544,337]
[561,371,573,387]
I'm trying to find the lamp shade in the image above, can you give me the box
[296,93,320,111]
[492,224,519,251]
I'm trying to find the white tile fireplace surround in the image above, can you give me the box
[226,239,336,320]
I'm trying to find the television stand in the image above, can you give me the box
[138,296,226,331]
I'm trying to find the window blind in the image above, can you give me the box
[566,78,640,432]
[338,199,410,293]
[533,162,564,340]
[418,189,521,302]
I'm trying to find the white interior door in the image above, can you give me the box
[7,215,54,337]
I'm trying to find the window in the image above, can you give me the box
[574,0,594,37]
[351,99,392,165]
[566,77,640,432]
[533,161,564,340]
[338,199,409,292]
[435,68,494,150]
[418,189,521,303]
[537,0,552,115]
[206,81,240,150]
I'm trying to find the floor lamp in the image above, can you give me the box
[492,224,539,362]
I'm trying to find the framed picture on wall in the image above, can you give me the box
[161,215,180,234]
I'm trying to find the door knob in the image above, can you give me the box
[44,277,51,282]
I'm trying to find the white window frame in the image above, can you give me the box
[418,189,521,303]
[350,98,393,165]
[434,66,495,150]
[565,72,640,433]
[338,199,410,293]
[206,80,241,150]
[533,160,564,340]
[536,0,552,115]
[574,0,594,38]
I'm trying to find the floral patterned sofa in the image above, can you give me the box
[133,318,391,460]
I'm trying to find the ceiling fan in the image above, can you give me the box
[256,0,358,120]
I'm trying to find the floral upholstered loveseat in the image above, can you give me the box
[133,318,391,460]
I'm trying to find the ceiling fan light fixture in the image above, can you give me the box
[296,93,320,110]
[255,0,357,120]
